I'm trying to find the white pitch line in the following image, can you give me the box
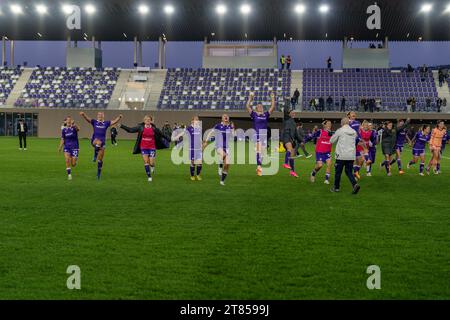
[441,156,450,160]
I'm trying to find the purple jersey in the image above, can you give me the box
[396,127,408,148]
[442,132,448,150]
[214,123,233,150]
[186,125,202,151]
[349,120,361,136]
[413,131,430,151]
[369,130,378,150]
[251,111,270,133]
[62,127,79,149]
[91,119,111,142]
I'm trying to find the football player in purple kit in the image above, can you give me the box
[389,118,411,175]
[407,125,431,176]
[246,91,276,176]
[79,111,123,180]
[58,116,79,180]
[366,123,378,176]
[204,114,234,186]
[173,116,204,181]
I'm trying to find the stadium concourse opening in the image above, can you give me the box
[0,0,449,312]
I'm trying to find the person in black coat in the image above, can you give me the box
[119,115,170,182]
[17,119,28,150]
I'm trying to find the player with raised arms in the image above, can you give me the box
[203,114,234,186]
[282,105,300,178]
[119,115,169,182]
[308,120,333,184]
[172,116,204,181]
[80,111,123,179]
[407,125,431,176]
[426,120,446,175]
[246,91,276,176]
[58,116,79,180]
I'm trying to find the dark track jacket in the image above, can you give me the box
[120,123,169,154]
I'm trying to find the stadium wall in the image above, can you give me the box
[3,108,449,139]
[5,41,450,69]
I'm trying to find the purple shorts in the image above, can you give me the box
[356,151,363,158]
[141,149,156,158]
[369,148,376,163]
[316,152,331,163]
[64,148,79,158]
[190,149,203,161]
[253,132,268,145]
[395,145,404,153]
[412,148,425,157]
[91,139,106,148]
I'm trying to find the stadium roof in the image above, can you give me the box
[1,0,450,41]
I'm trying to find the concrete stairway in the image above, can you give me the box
[108,69,133,109]
[290,70,303,111]
[432,70,450,113]
[144,70,167,110]
[5,68,33,107]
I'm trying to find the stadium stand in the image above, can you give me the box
[14,67,120,109]
[302,68,439,112]
[0,67,23,106]
[158,68,291,110]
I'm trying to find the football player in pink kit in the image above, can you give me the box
[359,121,374,176]
[309,120,333,184]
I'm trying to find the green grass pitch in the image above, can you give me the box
[0,136,449,299]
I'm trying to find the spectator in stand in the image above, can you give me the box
[291,96,297,109]
[360,97,367,112]
[407,64,414,73]
[426,97,432,112]
[375,98,382,112]
[318,97,325,112]
[340,96,346,112]
[280,55,286,70]
[326,96,333,111]
[286,55,292,70]
[293,88,300,106]
[327,57,332,70]
[411,97,417,113]
[438,71,445,87]
[369,98,376,113]
[309,98,317,111]
[436,98,442,113]
[420,64,428,79]
[406,97,412,113]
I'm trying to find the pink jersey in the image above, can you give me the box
[315,129,332,153]
[359,129,372,149]
[141,126,156,150]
